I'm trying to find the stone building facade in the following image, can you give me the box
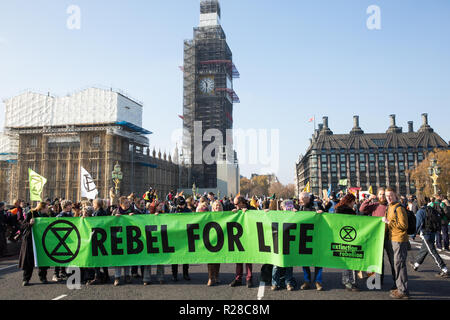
[0,88,188,204]
[295,114,449,197]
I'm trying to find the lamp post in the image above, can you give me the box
[428,158,441,195]
[112,162,123,197]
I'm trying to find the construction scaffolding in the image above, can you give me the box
[181,0,240,189]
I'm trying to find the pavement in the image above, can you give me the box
[0,238,449,301]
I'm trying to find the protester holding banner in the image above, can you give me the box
[142,202,166,286]
[298,191,325,291]
[112,196,135,286]
[87,199,110,285]
[206,200,223,286]
[230,196,255,288]
[19,202,50,286]
[383,187,410,299]
[359,187,396,288]
[334,194,360,292]
[171,196,191,281]
[51,200,74,282]
[271,200,297,292]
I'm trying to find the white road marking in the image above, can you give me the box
[52,295,68,301]
[257,282,266,300]
[0,264,18,271]
[441,255,450,261]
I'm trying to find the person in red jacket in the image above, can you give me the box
[359,187,396,289]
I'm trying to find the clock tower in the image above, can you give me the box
[182,0,240,190]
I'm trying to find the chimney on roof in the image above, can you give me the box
[350,115,364,135]
[419,113,434,133]
[408,121,414,133]
[353,115,359,128]
[318,124,323,131]
[422,113,428,126]
[319,116,333,135]
[390,114,396,127]
[387,114,401,133]
[323,116,329,129]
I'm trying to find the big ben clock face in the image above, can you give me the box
[199,77,215,95]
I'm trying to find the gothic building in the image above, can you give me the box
[0,88,185,204]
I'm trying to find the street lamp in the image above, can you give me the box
[112,162,123,197]
[428,158,441,195]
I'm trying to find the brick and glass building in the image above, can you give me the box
[295,114,449,197]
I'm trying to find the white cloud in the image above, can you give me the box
[0,37,7,44]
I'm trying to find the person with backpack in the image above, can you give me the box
[431,194,449,252]
[408,196,449,278]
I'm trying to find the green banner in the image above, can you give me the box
[32,211,385,273]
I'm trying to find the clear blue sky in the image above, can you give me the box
[0,0,449,184]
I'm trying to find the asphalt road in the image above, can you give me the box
[1,238,449,301]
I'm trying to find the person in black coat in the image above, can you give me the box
[170,196,192,281]
[18,202,51,286]
[87,199,110,285]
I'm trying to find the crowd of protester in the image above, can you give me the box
[0,187,449,299]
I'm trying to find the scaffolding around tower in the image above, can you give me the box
[181,0,240,189]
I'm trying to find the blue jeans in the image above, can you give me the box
[302,267,323,284]
[272,266,295,287]
[436,224,449,250]
[114,266,130,279]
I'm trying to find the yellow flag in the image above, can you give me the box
[368,186,373,195]
[303,182,310,193]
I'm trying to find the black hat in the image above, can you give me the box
[177,197,186,206]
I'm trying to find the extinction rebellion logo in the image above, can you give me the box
[42,220,81,263]
[331,226,364,259]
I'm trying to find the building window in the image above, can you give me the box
[330,155,337,163]
[388,153,395,161]
[29,137,38,148]
[321,155,327,163]
[92,136,101,146]
[73,165,78,181]
[331,164,337,172]
[372,139,386,147]
[399,162,405,171]
[369,154,375,162]
[350,163,356,172]
[350,154,355,162]
[360,163,366,171]
[398,154,404,161]
[61,164,66,180]
[418,153,424,161]
[359,154,365,162]
[379,154,385,162]
[340,154,346,162]
[369,163,376,172]
[407,153,414,161]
